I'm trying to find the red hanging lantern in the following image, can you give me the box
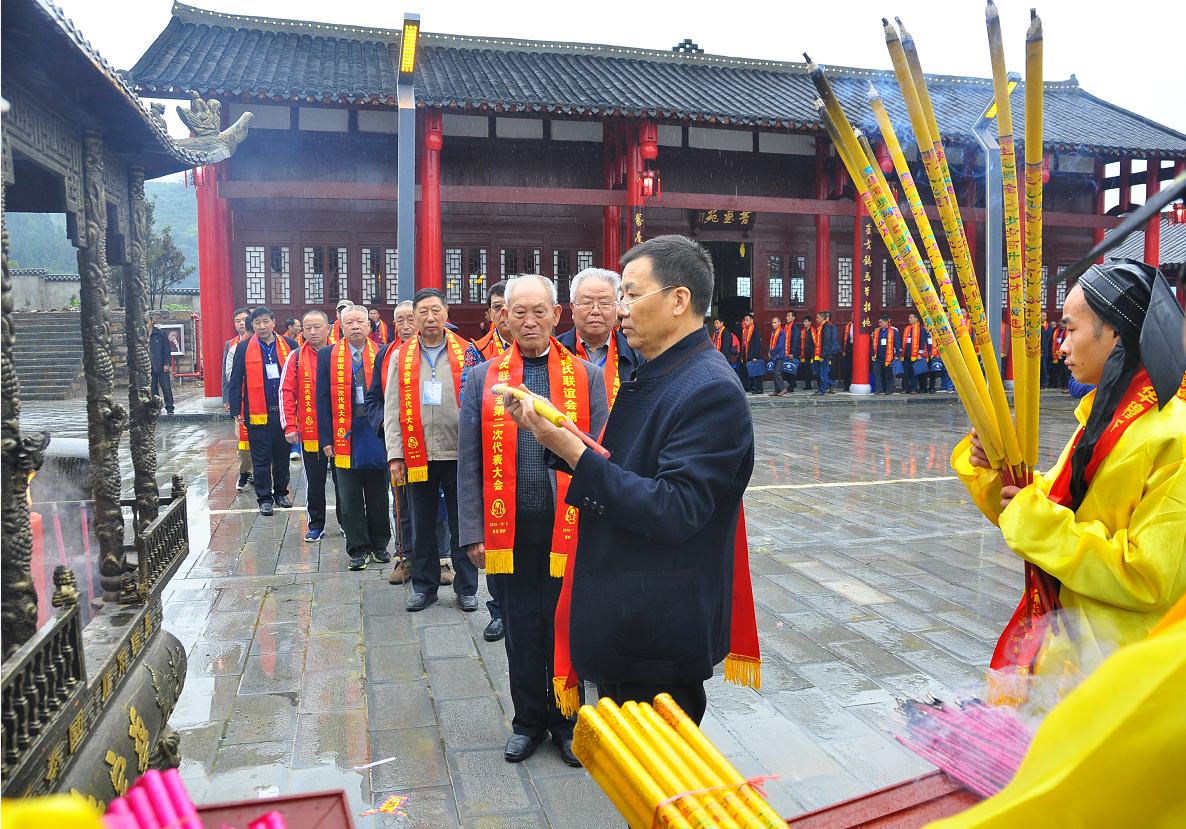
[875,140,894,175]
[639,169,661,200]
[639,121,659,161]
[1171,201,1186,225]
[425,111,443,151]
[1042,154,1051,185]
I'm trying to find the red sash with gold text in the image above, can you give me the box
[575,333,621,410]
[398,332,466,483]
[329,339,377,468]
[296,342,320,452]
[243,335,292,425]
[480,340,589,577]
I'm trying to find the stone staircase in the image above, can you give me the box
[10,311,85,400]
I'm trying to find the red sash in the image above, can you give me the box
[810,325,822,361]
[905,323,922,361]
[872,327,896,365]
[329,338,377,468]
[330,320,341,343]
[575,333,621,410]
[243,335,292,425]
[769,328,781,354]
[296,343,320,452]
[712,328,724,351]
[1051,328,1067,362]
[474,330,508,360]
[480,340,589,577]
[553,505,763,717]
[377,340,402,396]
[398,332,466,483]
[741,323,755,359]
[986,369,1168,706]
[799,326,808,360]
[228,334,250,450]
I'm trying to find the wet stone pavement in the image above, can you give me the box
[22,396,1081,827]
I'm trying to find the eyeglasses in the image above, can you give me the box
[614,285,682,312]
[572,300,617,312]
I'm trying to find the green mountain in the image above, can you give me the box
[6,179,200,288]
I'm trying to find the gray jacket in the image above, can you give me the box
[457,355,608,548]
[384,340,460,463]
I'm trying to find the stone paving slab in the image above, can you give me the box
[22,399,1082,826]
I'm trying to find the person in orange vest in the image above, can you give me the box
[279,309,339,541]
[783,310,803,392]
[737,312,763,394]
[222,308,254,491]
[871,314,899,395]
[228,307,299,514]
[1051,318,1070,391]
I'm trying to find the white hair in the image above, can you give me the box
[394,300,413,312]
[504,273,558,308]
[569,268,621,302]
[341,304,369,321]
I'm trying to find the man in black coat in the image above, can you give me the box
[507,235,755,725]
[813,311,837,395]
[147,312,175,414]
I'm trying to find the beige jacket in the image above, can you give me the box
[384,338,459,463]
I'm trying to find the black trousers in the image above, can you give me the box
[151,370,174,412]
[841,353,853,390]
[392,483,412,556]
[247,412,291,504]
[407,461,477,598]
[597,681,708,726]
[502,541,579,738]
[902,359,917,392]
[336,466,391,556]
[301,447,332,531]
[876,363,895,394]
[486,573,503,620]
[797,361,814,390]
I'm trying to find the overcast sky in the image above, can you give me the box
[64,0,1184,145]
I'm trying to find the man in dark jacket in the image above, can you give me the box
[813,311,837,395]
[508,235,755,726]
[147,313,175,414]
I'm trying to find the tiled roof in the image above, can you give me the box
[131,2,1186,158]
[1105,215,1186,267]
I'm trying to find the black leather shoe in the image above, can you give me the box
[554,736,581,768]
[458,595,479,612]
[275,495,293,508]
[259,501,274,516]
[405,592,438,612]
[483,618,504,642]
[504,734,546,763]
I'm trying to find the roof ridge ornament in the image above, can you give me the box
[672,39,703,54]
[173,92,253,164]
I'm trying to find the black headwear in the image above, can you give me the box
[1068,260,1186,511]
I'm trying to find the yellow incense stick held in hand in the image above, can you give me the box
[1023,9,1045,470]
[883,19,1022,474]
[491,383,611,458]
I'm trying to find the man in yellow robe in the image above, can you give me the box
[955,260,1186,691]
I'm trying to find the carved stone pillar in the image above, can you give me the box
[125,168,159,531]
[77,132,128,602]
[1,135,49,658]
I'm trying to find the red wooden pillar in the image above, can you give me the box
[197,164,233,400]
[420,110,443,290]
[625,125,644,250]
[851,197,871,391]
[1177,160,1186,306]
[1144,157,1160,268]
[1092,158,1107,264]
[814,139,831,313]
[602,123,621,269]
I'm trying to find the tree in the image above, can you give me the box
[145,198,195,309]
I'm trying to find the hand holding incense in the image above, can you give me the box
[492,383,611,458]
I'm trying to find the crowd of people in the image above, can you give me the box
[219,233,1184,780]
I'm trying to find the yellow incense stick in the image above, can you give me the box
[637,704,767,829]
[883,20,1022,473]
[1023,9,1044,469]
[867,87,1002,458]
[809,75,1004,465]
[599,698,716,829]
[622,702,739,829]
[573,706,664,829]
[985,1,1029,467]
[653,695,785,829]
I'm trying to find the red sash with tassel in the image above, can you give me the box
[985,369,1164,706]
[554,505,762,717]
[575,334,621,410]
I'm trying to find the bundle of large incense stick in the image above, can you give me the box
[571,694,784,829]
[806,6,1046,486]
[894,698,1033,798]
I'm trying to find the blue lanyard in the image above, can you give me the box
[423,342,446,380]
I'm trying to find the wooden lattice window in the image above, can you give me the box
[837,256,853,308]
[269,246,290,305]
[385,249,399,304]
[246,246,266,305]
[445,248,464,305]
[788,256,806,306]
[767,256,784,307]
[468,250,488,305]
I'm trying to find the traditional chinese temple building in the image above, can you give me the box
[129,2,1186,397]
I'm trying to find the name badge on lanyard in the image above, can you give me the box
[265,363,280,380]
[422,381,443,406]
[354,381,366,405]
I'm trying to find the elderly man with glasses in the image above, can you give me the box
[557,268,641,411]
